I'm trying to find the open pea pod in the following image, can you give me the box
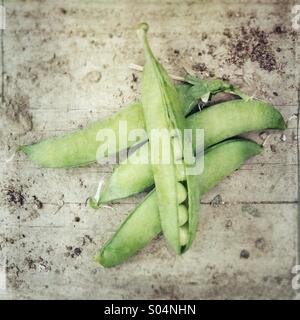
[97,139,262,268]
[94,92,285,205]
[137,23,200,254]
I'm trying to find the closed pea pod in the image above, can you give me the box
[20,102,146,168]
[19,76,240,168]
[97,139,262,268]
[95,99,285,204]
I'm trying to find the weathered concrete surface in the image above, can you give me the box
[0,0,299,299]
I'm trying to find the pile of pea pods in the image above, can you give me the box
[20,23,286,267]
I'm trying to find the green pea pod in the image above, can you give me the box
[138,23,200,254]
[96,99,285,203]
[20,103,147,168]
[97,139,262,268]
[20,81,248,168]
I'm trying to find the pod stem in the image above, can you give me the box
[88,176,105,209]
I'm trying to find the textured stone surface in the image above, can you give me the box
[0,0,299,299]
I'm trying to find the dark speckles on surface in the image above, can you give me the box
[65,245,83,258]
[207,44,216,56]
[274,276,283,284]
[59,8,67,15]
[73,248,82,256]
[82,234,94,245]
[24,256,51,272]
[201,32,208,41]
[270,144,277,153]
[210,195,223,207]
[46,246,54,255]
[211,272,231,286]
[6,188,26,206]
[255,237,266,251]
[1,94,33,137]
[132,73,138,82]
[269,184,276,192]
[151,284,179,300]
[273,25,287,34]
[192,63,207,72]
[32,195,43,209]
[241,204,261,218]
[226,10,235,18]
[223,28,232,38]
[240,249,250,259]
[227,24,277,72]
[225,220,232,229]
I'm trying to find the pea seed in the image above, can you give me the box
[178,205,188,226]
[177,183,187,204]
[179,224,189,246]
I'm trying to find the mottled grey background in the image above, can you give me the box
[0,0,299,299]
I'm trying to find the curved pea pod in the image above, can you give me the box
[20,103,146,168]
[187,99,286,152]
[19,75,238,168]
[97,138,262,268]
[96,99,285,203]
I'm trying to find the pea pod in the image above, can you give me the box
[96,99,285,204]
[20,82,246,168]
[137,23,199,254]
[97,139,262,268]
[20,103,147,168]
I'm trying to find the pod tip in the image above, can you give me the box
[87,197,101,209]
[95,251,115,268]
[282,120,288,130]
[136,22,149,32]
[18,145,29,154]
[94,254,101,264]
